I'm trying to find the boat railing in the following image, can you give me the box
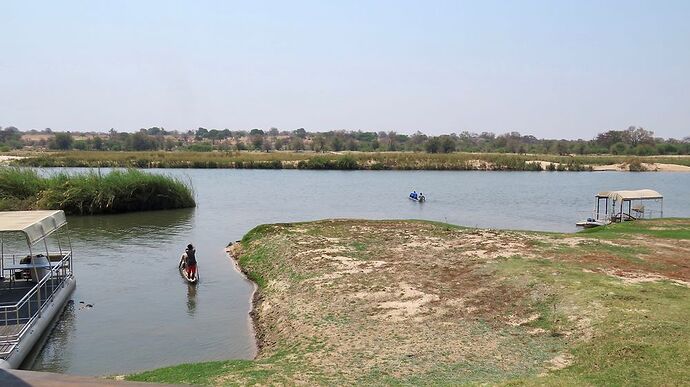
[627,208,662,219]
[0,251,73,356]
[581,208,663,223]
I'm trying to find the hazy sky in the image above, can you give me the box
[1,1,689,139]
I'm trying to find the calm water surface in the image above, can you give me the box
[29,169,690,375]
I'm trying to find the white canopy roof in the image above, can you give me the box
[0,210,67,245]
[596,189,663,201]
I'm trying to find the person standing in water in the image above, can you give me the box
[180,243,197,280]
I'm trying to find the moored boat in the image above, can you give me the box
[0,210,76,369]
[576,189,663,228]
[575,218,609,228]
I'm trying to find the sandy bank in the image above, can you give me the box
[592,162,690,172]
[0,155,24,163]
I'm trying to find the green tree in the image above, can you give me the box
[0,127,21,144]
[289,136,304,151]
[195,127,209,139]
[261,138,273,152]
[312,135,326,152]
[293,128,307,138]
[331,136,344,151]
[610,142,628,155]
[438,135,456,153]
[50,133,74,150]
[93,136,104,150]
[251,135,264,150]
[129,132,157,151]
[274,138,287,150]
[425,138,440,153]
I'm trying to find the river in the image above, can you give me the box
[27,169,690,375]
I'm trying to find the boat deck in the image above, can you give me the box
[0,278,66,330]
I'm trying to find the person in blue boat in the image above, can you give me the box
[409,190,418,200]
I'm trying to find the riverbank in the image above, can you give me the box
[0,168,195,214]
[128,218,690,385]
[11,150,690,171]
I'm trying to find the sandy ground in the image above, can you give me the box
[0,155,24,163]
[473,159,690,172]
[592,162,690,172]
[530,160,690,172]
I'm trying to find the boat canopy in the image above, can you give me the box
[0,210,67,245]
[596,189,663,201]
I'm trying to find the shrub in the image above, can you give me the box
[525,162,543,171]
[298,156,333,170]
[187,143,213,152]
[334,155,359,170]
[627,158,647,172]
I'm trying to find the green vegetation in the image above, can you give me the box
[7,125,690,155]
[500,257,690,386]
[14,150,690,171]
[0,168,195,214]
[582,218,690,240]
[128,219,690,385]
[626,158,648,172]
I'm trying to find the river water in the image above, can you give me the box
[27,169,690,375]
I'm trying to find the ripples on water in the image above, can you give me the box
[27,169,690,375]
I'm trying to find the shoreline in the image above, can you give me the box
[10,151,690,172]
[225,243,260,359]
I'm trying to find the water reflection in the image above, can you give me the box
[24,301,77,372]
[186,284,197,316]
[67,208,195,246]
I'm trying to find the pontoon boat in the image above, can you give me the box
[576,189,663,228]
[0,211,75,369]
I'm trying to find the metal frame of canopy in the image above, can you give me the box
[0,210,73,281]
[593,189,663,223]
[0,210,68,245]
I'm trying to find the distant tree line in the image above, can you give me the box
[2,125,689,155]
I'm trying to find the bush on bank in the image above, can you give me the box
[0,168,196,214]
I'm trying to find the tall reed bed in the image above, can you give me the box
[0,168,195,214]
[13,150,690,170]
